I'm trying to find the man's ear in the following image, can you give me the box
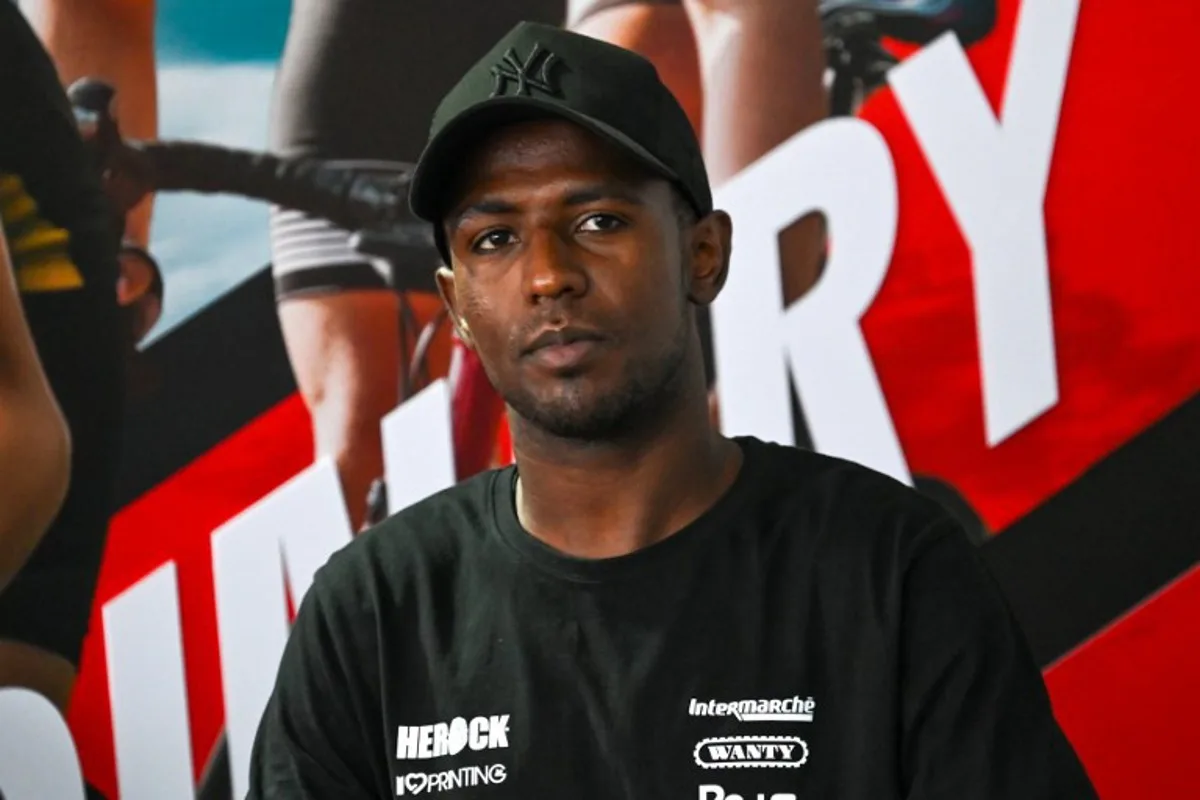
[687,210,733,306]
[435,265,474,349]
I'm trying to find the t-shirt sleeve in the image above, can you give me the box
[245,573,385,800]
[898,520,1098,800]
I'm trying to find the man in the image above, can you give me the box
[247,22,1096,799]
[0,0,125,729]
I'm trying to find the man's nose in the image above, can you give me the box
[523,229,587,303]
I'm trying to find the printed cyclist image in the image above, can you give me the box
[57,0,997,531]
[54,0,570,537]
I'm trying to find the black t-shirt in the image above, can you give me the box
[247,437,1097,800]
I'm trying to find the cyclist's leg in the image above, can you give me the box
[274,289,403,531]
[569,1,703,134]
[269,0,563,526]
[26,0,159,248]
[682,0,829,304]
[450,336,507,479]
[270,1,410,530]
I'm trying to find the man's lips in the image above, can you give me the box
[522,327,608,370]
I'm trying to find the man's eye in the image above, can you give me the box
[577,214,626,233]
[473,230,515,253]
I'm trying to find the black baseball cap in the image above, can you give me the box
[408,21,712,236]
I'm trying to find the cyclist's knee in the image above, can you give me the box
[310,402,390,484]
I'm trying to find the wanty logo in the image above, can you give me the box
[694,736,808,769]
[396,715,510,760]
[395,764,507,796]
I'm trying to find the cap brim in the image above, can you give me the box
[409,96,678,223]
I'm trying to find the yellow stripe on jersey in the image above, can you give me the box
[1,190,36,223]
[0,174,25,201]
[0,172,84,293]
[16,258,85,292]
[11,224,71,255]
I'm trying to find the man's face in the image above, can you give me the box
[437,119,727,441]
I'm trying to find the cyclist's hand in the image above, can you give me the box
[99,139,157,216]
[338,167,416,228]
[69,77,154,214]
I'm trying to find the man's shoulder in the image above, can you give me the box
[738,437,953,556]
[313,468,504,601]
[742,436,941,513]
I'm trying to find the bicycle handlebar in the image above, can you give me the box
[66,78,437,258]
[66,0,963,263]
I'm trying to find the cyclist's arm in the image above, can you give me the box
[23,0,158,248]
[132,141,421,237]
[0,230,71,594]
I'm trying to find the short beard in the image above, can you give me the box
[503,310,692,443]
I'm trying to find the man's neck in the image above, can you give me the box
[510,395,742,560]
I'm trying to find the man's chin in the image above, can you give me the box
[508,396,620,441]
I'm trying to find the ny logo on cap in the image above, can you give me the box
[490,43,561,99]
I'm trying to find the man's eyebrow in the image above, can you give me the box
[563,184,645,207]
[447,184,646,230]
[448,199,517,230]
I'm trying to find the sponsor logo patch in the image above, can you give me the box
[688,696,816,723]
[396,715,510,760]
[395,763,507,795]
[698,786,797,800]
[694,736,808,769]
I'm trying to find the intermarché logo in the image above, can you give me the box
[688,696,816,723]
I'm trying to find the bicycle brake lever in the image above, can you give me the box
[66,78,120,165]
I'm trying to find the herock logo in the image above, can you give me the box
[694,736,809,769]
[396,715,510,761]
[688,696,816,723]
